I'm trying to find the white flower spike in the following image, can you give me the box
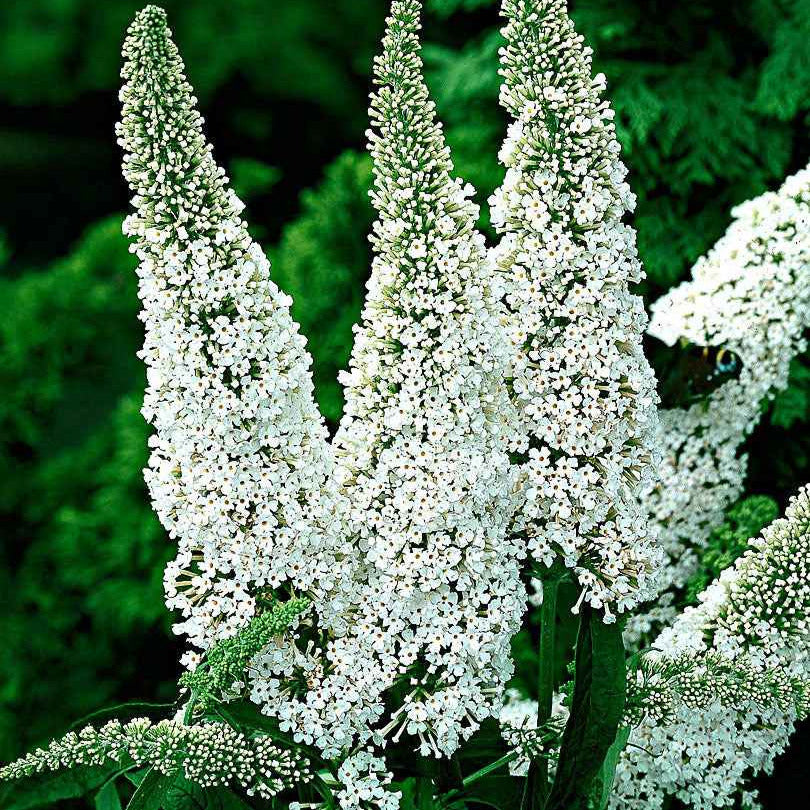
[321,0,526,758]
[628,163,810,644]
[491,0,661,618]
[614,484,810,810]
[117,5,348,654]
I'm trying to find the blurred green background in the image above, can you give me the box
[1,0,810,805]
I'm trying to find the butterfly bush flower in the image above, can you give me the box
[329,751,402,810]
[612,484,810,810]
[499,689,567,776]
[490,0,661,618]
[117,7,348,655]
[627,164,810,644]
[0,718,308,799]
[293,0,526,759]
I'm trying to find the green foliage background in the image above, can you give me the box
[1,0,809,805]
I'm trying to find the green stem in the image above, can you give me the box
[521,578,559,810]
[461,752,519,788]
[536,579,559,792]
[182,693,197,726]
[438,755,467,809]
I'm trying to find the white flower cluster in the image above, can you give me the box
[0,718,308,800]
[117,6,348,656]
[625,653,808,730]
[617,700,796,810]
[498,689,566,776]
[628,163,810,645]
[490,0,661,618]
[613,484,810,810]
[115,6,810,806]
[331,751,402,810]
[273,0,526,759]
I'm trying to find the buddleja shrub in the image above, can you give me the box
[1,2,809,810]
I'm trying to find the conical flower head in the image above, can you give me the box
[117,6,347,653]
[655,484,810,666]
[615,484,810,810]
[119,6,233,246]
[328,0,526,757]
[490,0,661,618]
[0,717,309,800]
[627,163,810,647]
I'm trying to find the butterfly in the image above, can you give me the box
[650,337,743,409]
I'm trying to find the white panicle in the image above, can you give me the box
[628,164,810,645]
[491,0,661,618]
[613,485,810,810]
[117,6,347,654]
[0,718,308,800]
[314,0,526,758]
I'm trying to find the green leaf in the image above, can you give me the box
[207,788,255,810]
[206,701,298,744]
[593,725,631,810]
[160,777,204,810]
[464,771,524,810]
[397,777,439,810]
[125,770,149,788]
[125,768,172,810]
[0,765,113,810]
[96,779,123,810]
[71,702,176,730]
[161,780,253,810]
[545,606,626,810]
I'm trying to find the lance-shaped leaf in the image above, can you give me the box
[545,606,625,810]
